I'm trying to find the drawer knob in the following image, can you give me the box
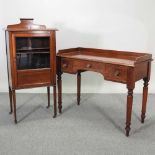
[63,63,68,68]
[86,64,92,68]
[114,70,120,77]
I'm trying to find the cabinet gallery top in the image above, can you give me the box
[5,18,58,31]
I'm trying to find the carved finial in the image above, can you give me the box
[20,18,34,23]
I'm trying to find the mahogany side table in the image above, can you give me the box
[57,47,152,136]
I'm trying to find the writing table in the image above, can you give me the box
[57,47,152,136]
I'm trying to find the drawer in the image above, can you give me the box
[74,60,105,73]
[61,58,74,73]
[61,58,105,74]
[104,64,127,83]
[17,69,51,88]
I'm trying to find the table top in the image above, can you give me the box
[57,47,152,67]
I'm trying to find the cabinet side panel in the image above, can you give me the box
[50,31,56,85]
[5,31,13,88]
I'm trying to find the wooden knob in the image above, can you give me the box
[114,70,120,77]
[86,64,92,68]
[62,63,68,68]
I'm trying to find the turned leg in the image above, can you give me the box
[125,88,134,137]
[77,72,81,105]
[9,87,13,114]
[12,90,17,124]
[53,85,57,118]
[47,86,50,108]
[57,72,62,113]
[141,78,149,123]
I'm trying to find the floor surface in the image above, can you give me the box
[0,93,155,155]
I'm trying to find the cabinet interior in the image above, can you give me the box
[16,37,50,70]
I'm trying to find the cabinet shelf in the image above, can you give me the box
[16,51,50,54]
[17,47,50,51]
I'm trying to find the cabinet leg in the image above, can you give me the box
[125,88,133,137]
[47,86,50,108]
[57,73,62,114]
[141,78,149,123]
[9,87,13,114]
[12,90,17,124]
[53,85,57,118]
[77,72,81,105]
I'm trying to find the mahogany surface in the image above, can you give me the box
[5,19,57,123]
[57,47,152,136]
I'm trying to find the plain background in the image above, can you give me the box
[0,0,154,93]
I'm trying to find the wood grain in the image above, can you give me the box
[5,19,57,123]
[57,47,152,136]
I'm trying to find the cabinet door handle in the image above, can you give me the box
[62,63,68,68]
[114,70,120,77]
[86,64,92,68]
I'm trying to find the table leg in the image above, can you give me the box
[77,72,81,105]
[9,87,13,114]
[53,85,57,118]
[47,86,50,108]
[12,90,17,124]
[57,72,62,114]
[141,78,149,123]
[125,88,134,137]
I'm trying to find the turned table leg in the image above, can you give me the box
[57,72,62,114]
[125,88,134,137]
[53,85,57,118]
[141,78,149,123]
[77,71,81,105]
[47,86,50,108]
[12,90,17,124]
[9,87,13,114]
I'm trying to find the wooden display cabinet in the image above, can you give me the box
[5,18,57,123]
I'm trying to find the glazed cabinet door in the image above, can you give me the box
[11,32,54,88]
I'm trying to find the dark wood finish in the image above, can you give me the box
[57,57,62,113]
[77,71,81,105]
[126,88,133,137]
[9,86,13,114]
[6,18,57,31]
[5,19,57,123]
[141,78,148,123]
[47,86,50,108]
[105,64,127,83]
[17,69,51,88]
[12,90,17,124]
[141,61,151,123]
[57,47,152,136]
[53,85,57,118]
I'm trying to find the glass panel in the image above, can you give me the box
[16,37,50,70]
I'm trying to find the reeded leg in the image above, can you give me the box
[12,90,17,124]
[141,78,149,123]
[53,85,57,118]
[125,88,133,137]
[77,72,81,105]
[57,72,62,113]
[47,86,50,108]
[9,87,13,114]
